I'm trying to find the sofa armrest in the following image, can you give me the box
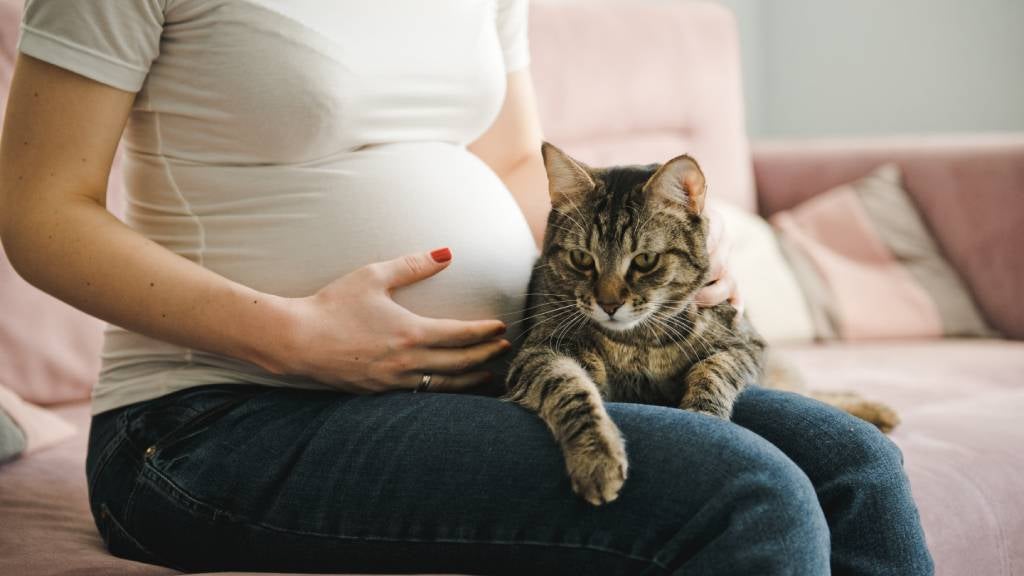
[752,134,1024,339]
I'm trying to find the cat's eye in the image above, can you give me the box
[569,249,595,271]
[631,252,660,272]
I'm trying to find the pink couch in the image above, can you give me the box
[3,1,1023,575]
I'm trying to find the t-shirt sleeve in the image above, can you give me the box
[18,0,165,92]
[496,0,530,72]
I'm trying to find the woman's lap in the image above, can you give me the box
[86,384,930,575]
[731,387,933,575]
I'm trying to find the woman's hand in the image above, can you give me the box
[271,247,511,394]
[694,207,744,317]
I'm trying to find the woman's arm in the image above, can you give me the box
[0,54,508,392]
[0,54,291,370]
[469,69,550,248]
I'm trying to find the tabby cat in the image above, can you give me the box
[502,142,897,506]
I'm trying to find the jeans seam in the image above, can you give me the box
[248,521,672,573]
[100,502,183,571]
[86,414,130,495]
[136,461,667,572]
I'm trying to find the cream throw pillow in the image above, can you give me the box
[711,201,816,343]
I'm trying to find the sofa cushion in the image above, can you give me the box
[780,339,1024,576]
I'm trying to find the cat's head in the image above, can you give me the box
[538,142,711,333]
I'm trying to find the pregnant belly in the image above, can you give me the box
[140,142,540,350]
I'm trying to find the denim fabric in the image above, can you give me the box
[85,384,933,575]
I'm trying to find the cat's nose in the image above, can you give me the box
[598,300,624,317]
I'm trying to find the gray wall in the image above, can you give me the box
[707,0,1024,138]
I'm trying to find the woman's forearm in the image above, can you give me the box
[2,197,295,374]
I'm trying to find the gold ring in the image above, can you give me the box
[414,372,433,393]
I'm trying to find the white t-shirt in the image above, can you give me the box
[19,0,540,415]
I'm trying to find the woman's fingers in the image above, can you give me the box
[705,207,724,253]
[697,206,735,308]
[416,317,507,347]
[694,271,737,308]
[396,370,495,393]
[706,225,733,282]
[729,288,746,325]
[368,246,453,290]
[401,338,511,374]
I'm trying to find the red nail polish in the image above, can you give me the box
[430,247,452,263]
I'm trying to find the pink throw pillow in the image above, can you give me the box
[771,164,996,341]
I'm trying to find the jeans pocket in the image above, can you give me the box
[128,387,269,462]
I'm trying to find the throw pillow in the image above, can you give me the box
[771,163,996,340]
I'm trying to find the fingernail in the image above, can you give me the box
[430,247,452,263]
[494,323,508,335]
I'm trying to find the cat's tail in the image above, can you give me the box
[762,352,901,434]
[807,392,901,434]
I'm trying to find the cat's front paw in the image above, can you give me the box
[563,419,629,506]
[679,393,734,420]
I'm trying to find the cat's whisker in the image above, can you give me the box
[506,296,577,310]
[557,311,588,351]
[492,305,573,320]
[646,313,701,362]
[649,307,716,359]
[514,305,582,339]
[545,309,579,350]
[658,305,745,342]
[658,315,711,362]
[554,311,587,353]
[504,302,581,327]
[490,298,577,319]
[656,312,719,359]
[647,305,712,358]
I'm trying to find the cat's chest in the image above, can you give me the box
[585,335,693,403]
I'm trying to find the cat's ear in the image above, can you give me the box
[541,142,595,206]
[644,154,706,214]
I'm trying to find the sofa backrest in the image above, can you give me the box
[529,0,755,210]
[754,136,1024,340]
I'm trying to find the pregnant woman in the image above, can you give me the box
[0,1,932,574]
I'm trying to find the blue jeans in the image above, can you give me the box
[85,384,933,575]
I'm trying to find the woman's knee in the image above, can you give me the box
[606,404,829,573]
[734,443,831,556]
[852,418,904,469]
